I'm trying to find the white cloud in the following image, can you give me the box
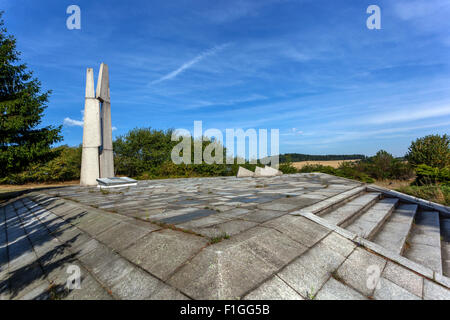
[112,126,117,131]
[63,117,83,127]
[150,43,230,85]
[365,104,450,125]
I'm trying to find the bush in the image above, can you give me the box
[298,163,375,183]
[0,145,82,184]
[278,162,298,174]
[415,164,450,185]
[396,184,450,206]
[406,134,450,169]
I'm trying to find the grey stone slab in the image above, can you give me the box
[257,202,298,212]
[244,276,304,300]
[315,277,367,300]
[77,215,121,237]
[277,240,349,298]
[239,209,286,223]
[320,232,356,257]
[95,222,155,252]
[167,241,277,300]
[9,250,37,272]
[159,209,218,224]
[404,244,442,275]
[219,208,251,219]
[321,193,380,225]
[373,278,420,300]
[382,261,423,298]
[177,215,230,230]
[0,277,10,300]
[148,285,188,300]
[193,220,258,238]
[109,267,179,300]
[263,215,330,248]
[227,226,308,269]
[54,226,91,250]
[336,247,387,297]
[78,241,118,272]
[9,262,47,300]
[372,203,416,254]
[122,229,208,280]
[423,279,450,300]
[18,282,50,300]
[63,269,113,300]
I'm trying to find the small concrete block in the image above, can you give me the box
[244,276,304,300]
[423,279,450,300]
[373,278,420,300]
[315,277,367,300]
[336,247,387,297]
[382,261,423,298]
[237,167,255,178]
[122,229,208,280]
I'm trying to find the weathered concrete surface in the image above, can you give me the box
[404,211,442,274]
[1,173,449,300]
[236,166,254,178]
[80,68,101,186]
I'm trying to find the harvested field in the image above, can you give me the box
[292,160,358,169]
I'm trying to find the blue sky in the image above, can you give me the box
[2,0,449,157]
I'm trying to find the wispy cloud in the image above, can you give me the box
[63,117,83,127]
[149,43,231,85]
[364,104,450,125]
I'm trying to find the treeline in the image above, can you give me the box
[0,128,262,184]
[280,153,366,162]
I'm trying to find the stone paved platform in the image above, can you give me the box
[1,173,449,300]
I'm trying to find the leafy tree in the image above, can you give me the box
[0,12,62,176]
[406,134,450,169]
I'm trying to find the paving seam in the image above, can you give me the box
[22,198,117,300]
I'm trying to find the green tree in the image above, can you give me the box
[406,134,450,168]
[0,12,62,176]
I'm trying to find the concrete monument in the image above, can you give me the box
[80,63,114,186]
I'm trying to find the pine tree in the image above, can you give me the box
[0,12,62,176]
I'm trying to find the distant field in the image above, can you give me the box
[292,160,358,169]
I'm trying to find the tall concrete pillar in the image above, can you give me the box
[80,68,101,186]
[96,63,114,178]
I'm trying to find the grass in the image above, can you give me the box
[305,288,316,300]
[396,184,450,206]
[209,233,230,244]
